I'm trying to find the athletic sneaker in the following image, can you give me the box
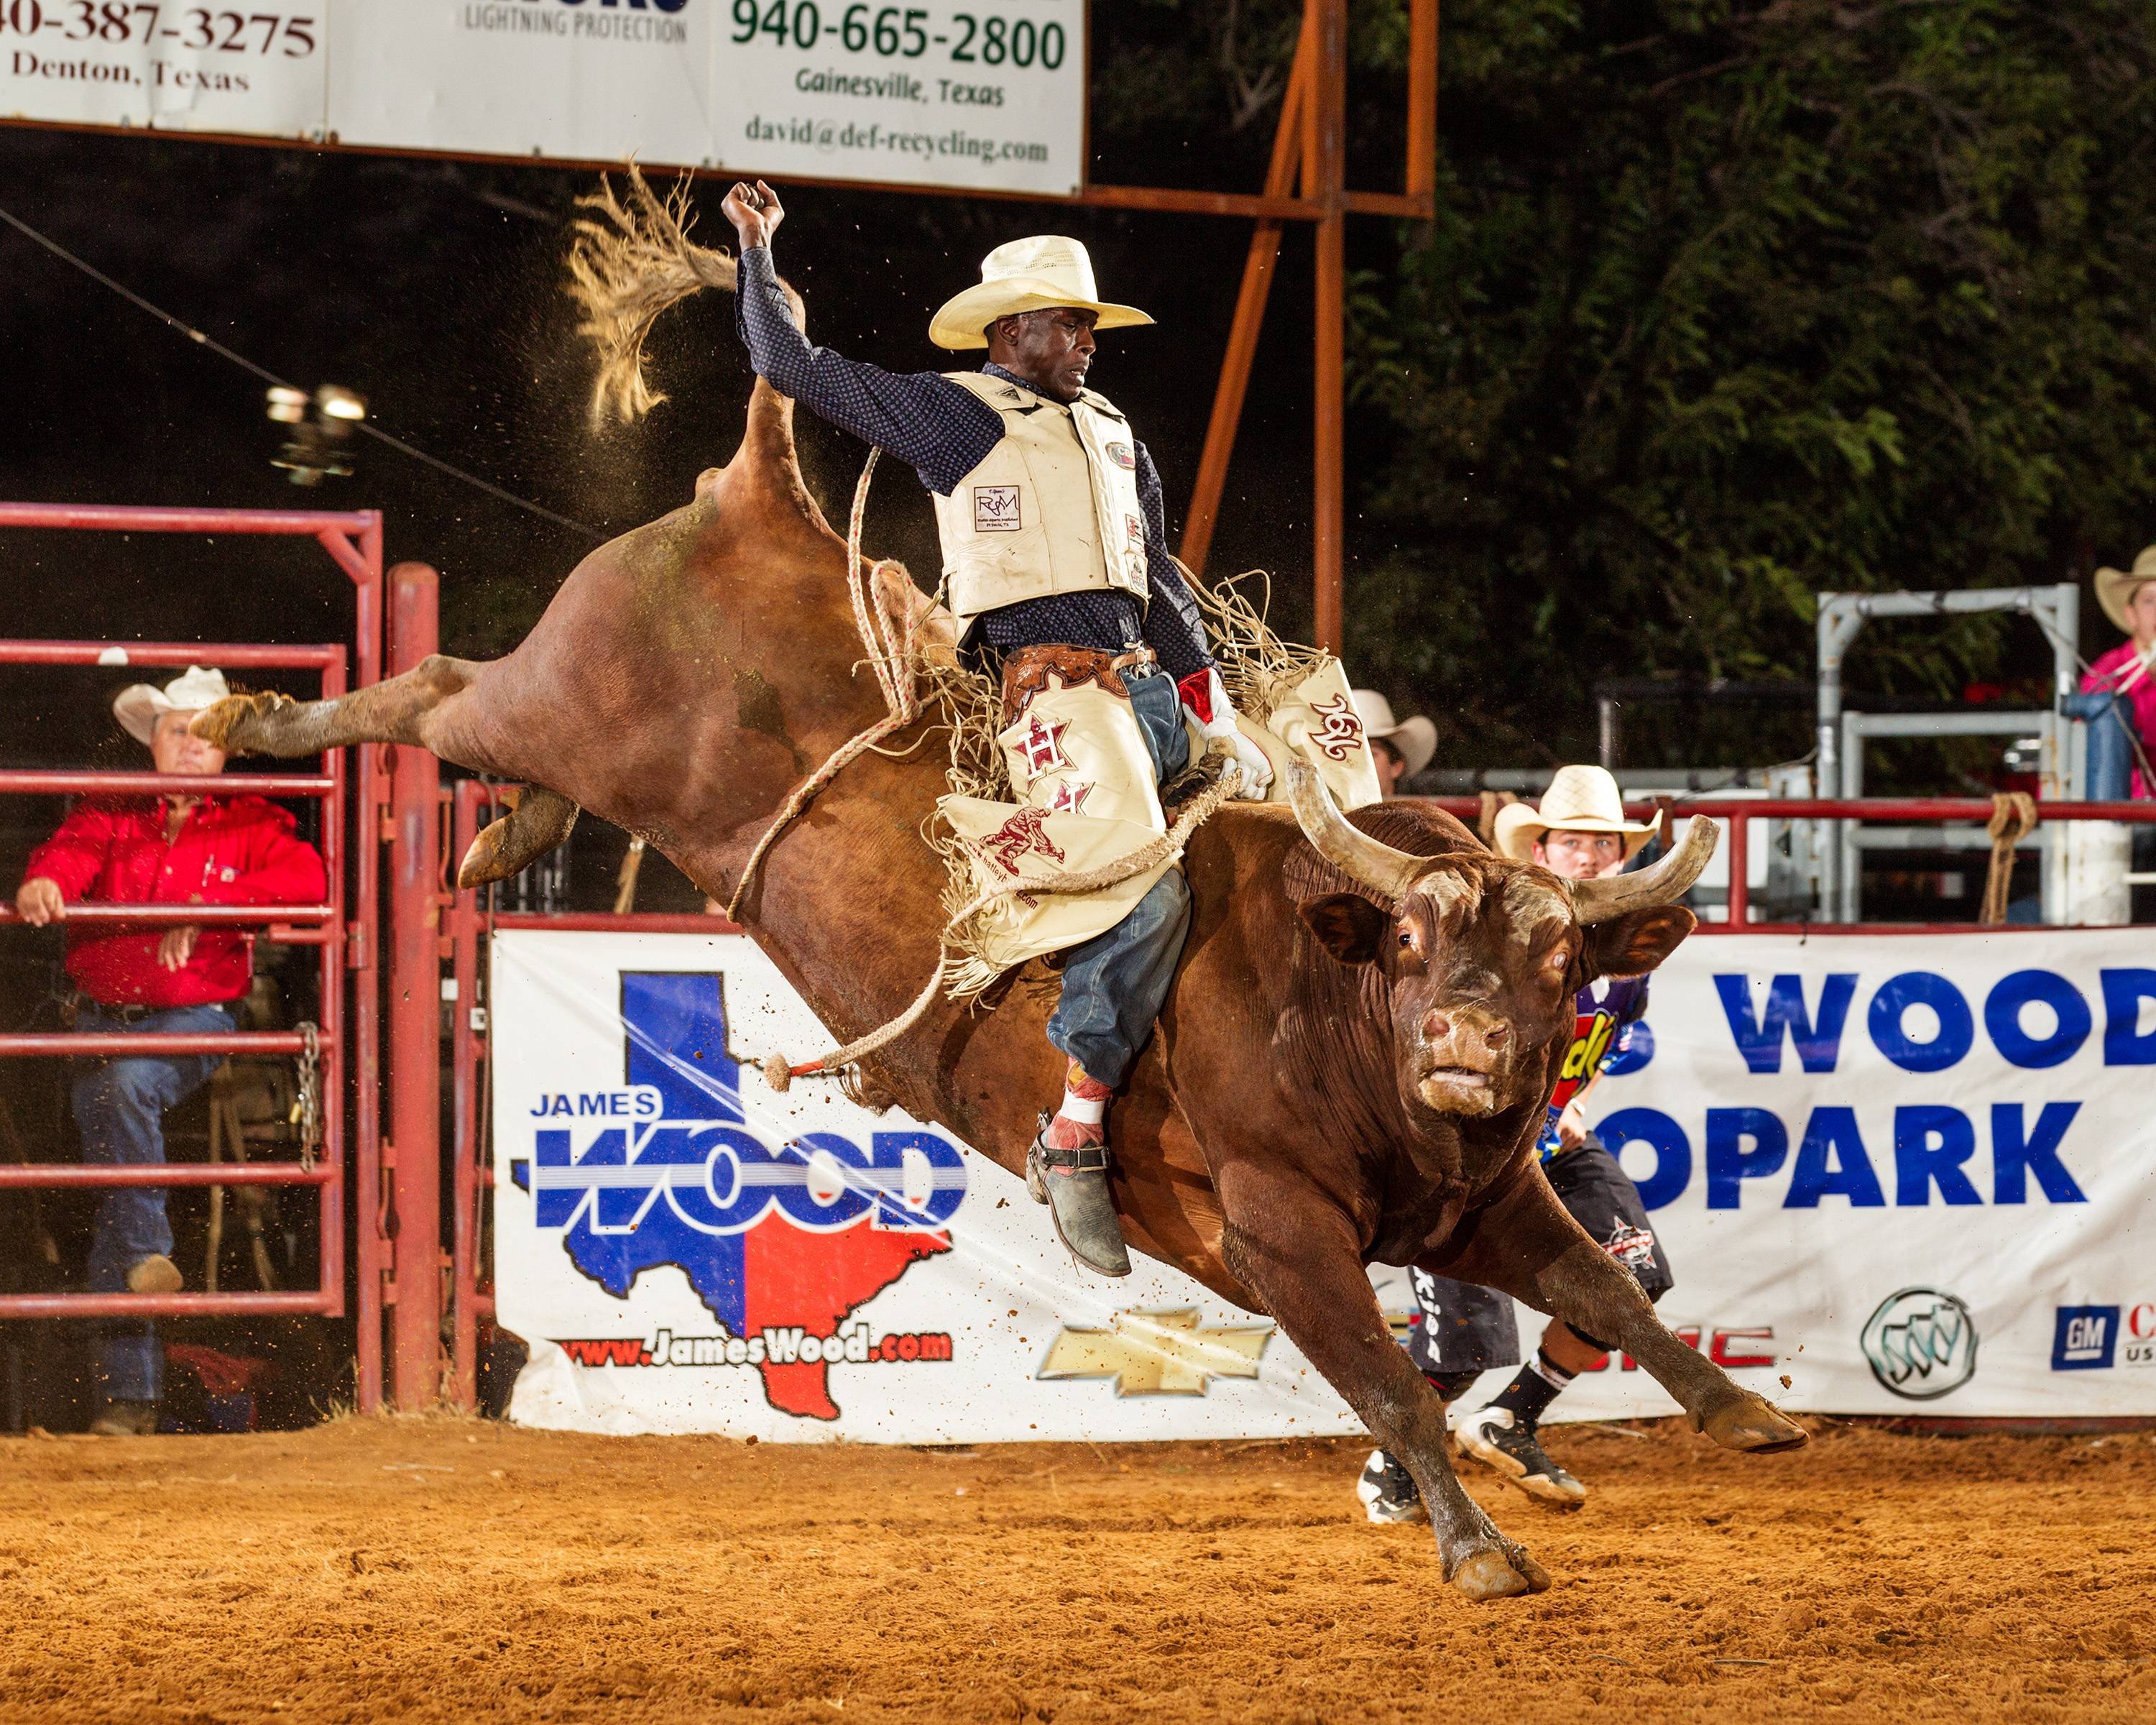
[1455,1406,1587,1508]
[1355,1448,1427,1524]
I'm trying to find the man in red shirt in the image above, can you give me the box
[13,666,325,1435]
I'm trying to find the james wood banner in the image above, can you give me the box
[492,926,2156,1440]
[490,929,1363,1443]
[1,0,1087,196]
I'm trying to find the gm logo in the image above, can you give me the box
[1860,1287,1978,1400]
[2052,1305,2120,1371]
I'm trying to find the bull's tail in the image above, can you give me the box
[566,167,805,428]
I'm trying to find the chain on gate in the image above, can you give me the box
[292,1021,321,1172]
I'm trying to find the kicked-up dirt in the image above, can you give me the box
[0,1414,2150,1724]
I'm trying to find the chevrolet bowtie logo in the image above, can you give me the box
[1038,1309,1273,1396]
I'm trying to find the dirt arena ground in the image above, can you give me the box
[1,1416,2150,1725]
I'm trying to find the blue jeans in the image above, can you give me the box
[1046,666,1193,1087]
[72,1002,232,1404]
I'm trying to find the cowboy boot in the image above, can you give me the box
[1026,1065,1131,1278]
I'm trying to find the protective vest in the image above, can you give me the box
[932,371,1151,633]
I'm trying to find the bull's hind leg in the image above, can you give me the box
[193,655,482,758]
[1447,1162,1807,1455]
[198,657,584,888]
[1215,1165,1549,1602]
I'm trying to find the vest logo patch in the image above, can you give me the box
[973,484,1022,533]
[1105,441,1136,470]
[1125,513,1146,551]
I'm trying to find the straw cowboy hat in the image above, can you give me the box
[1350,689,1437,778]
[113,665,230,746]
[1493,765,1662,863]
[929,236,1154,351]
[2094,546,2156,635]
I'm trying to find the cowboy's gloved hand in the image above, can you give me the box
[1178,668,1273,801]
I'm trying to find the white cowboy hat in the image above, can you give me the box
[113,664,230,746]
[1493,764,1662,863]
[929,235,1154,352]
[1350,689,1437,778]
[2095,546,2156,635]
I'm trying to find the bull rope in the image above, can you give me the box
[760,753,1244,1092]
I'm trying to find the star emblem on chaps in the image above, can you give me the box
[1018,714,1071,778]
[1036,1309,1273,1396]
[1048,778,1093,816]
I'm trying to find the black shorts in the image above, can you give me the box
[1404,1139,1675,1377]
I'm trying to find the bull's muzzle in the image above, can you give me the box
[1412,1008,1513,1116]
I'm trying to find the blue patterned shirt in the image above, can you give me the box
[735,246,1212,681]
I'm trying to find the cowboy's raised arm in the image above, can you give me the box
[723,181,1000,496]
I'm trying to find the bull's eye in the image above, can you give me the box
[1544,947,1570,978]
[1397,931,1414,949]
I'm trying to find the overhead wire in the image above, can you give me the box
[0,199,606,543]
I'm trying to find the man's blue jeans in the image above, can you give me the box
[72,1002,232,1404]
[1046,666,1193,1088]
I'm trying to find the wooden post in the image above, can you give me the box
[1407,0,1439,204]
[1312,0,1349,652]
[387,564,443,1410]
[1179,11,1314,576]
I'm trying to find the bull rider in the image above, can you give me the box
[719,180,1273,1278]
[1357,765,1678,1519]
[13,666,326,1435]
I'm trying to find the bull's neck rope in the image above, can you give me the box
[743,451,1245,1092]
[723,448,921,924]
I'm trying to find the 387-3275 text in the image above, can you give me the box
[734,1,1068,70]
[0,1,317,55]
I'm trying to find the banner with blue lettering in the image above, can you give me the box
[1555,929,2156,1419]
[490,930,1365,1442]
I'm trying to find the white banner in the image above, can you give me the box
[490,929,1363,1442]
[1562,927,2156,1420]
[492,926,2156,1441]
[1,2,328,135]
[2,1,1086,195]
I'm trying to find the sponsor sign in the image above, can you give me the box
[1,0,1086,195]
[2052,1305,2118,1373]
[492,929,1360,1440]
[496,926,2156,1438]
[1556,928,2156,1420]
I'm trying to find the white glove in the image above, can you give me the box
[1179,668,1273,801]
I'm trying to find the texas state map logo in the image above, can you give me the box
[511,971,966,1419]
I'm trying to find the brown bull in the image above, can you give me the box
[195,352,1804,1602]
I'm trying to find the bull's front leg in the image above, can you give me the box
[1215,1163,1549,1602]
[1449,1162,1807,1454]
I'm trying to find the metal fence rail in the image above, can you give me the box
[0,505,385,1404]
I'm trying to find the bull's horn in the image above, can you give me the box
[1568,814,1718,924]
[1286,759,1429,904]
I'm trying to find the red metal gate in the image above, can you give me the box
[0,505,389,1407]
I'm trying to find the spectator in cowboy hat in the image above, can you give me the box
[1350,690,1437,797]
[2083,546,2156,799]
[12,666,324,1435]
[1491,764,1662,874]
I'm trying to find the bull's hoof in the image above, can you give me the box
[190,691,292,755]
[1700,1391,1809,1455]
[1447,1545,1551,1603]
[458,822,517,890]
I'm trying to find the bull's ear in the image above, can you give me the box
[1298,893,1389,965]
[1579,904,1696,979]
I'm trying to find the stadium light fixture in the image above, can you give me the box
[265,382,366,485]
